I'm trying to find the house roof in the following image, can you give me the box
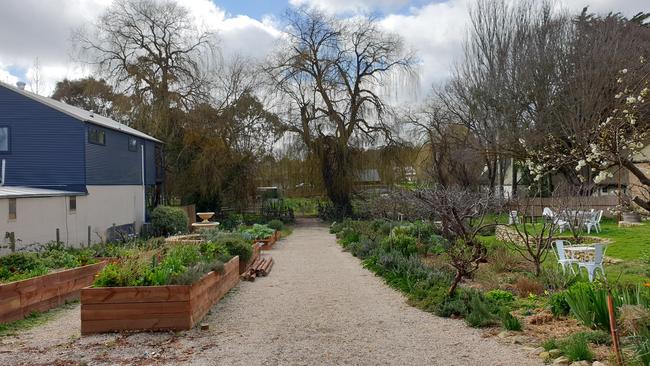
[0,82,162,143]
[355,169,381,183]
[0,186,86,199]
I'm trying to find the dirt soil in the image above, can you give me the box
[0,219,541,366]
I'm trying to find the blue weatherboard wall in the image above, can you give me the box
[0,86,85,188]
[85,124,149,185]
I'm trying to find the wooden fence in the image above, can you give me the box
[508,195,619,218]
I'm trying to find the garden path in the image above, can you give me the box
[0,218,541,365]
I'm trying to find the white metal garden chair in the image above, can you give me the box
[584,210,603,234]
[544,207,569,233]
[577,243,605,282]
[552,240,577,274]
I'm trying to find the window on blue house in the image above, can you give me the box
[128,137,138,152]
[0,127,8,152]
[88,127,105,145]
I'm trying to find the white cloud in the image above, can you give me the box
[0,0,281,96]
[289,0,409,14]
[380,0,470,95]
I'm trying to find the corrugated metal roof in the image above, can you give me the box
[0,186,86,199]
[0,82,162,143]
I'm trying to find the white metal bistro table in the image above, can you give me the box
[564,245,595,262]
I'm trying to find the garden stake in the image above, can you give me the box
[607,291,623,365]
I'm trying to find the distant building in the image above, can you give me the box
[0,82,163,251]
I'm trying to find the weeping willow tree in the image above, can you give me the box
[265,8,416,218]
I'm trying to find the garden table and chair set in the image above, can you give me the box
[545,207,606,282]
[509,207,607,282]
[552,239,606,282]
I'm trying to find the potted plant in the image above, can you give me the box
[616,193,642,223]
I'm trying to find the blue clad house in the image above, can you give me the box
[0,81,163,250]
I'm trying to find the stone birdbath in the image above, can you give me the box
[191,212,219,231]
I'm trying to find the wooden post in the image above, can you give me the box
[607,291,623,365]
[87,225,92,247]
[56,228,60,244]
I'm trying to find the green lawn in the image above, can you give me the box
[590,219,650,260]
[480,216,650,285]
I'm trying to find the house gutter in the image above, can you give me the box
[1,159,5,186]
[141,145,146,223]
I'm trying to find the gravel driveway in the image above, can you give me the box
[0,219,540,366]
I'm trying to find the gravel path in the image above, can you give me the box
[0,219,541,366]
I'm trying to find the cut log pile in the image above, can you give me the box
[241,255,274,282]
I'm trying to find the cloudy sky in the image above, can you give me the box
[0,0,647,97]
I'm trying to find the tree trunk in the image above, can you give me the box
[511,158,518,197]
[317,137,353,219]
[448,271,463,297]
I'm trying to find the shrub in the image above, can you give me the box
[266,219,284,231]
[549,291,571,317]
[619,305,650,365]
[465,293,497,328]
[485,289,515,306]
[575,330,611,346]
[218,234,253,263]
[151,206,188,236]
[539,266,579,291]
[380,234,418,256]
[501,311,522,331]
[436,295,470,318]
[340,228,360,247]
[514,277,544,297]
[560,333,593,362]
[542,338,558,351]
[348,235,376,258]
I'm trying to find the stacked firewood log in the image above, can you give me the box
[241,255,274,281]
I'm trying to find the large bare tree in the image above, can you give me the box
[265,9,415,217]
[73,0,217,138]
[524,11,650,209]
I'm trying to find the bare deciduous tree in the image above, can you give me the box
[73,0,217,137]
[265,9,416,217]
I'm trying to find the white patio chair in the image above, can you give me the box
[578,244,605,282]
[552,240,577,274]
[542,207,554,219]
[584,210,603,234]
[508,210,519,225]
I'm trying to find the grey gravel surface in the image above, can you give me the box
[0,219,541,366]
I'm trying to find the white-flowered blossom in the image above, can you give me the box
[615,93,622,99]
[575,159,586,171]
[621,69,628,74]
[627,96,637,104]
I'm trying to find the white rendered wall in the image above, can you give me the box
[0,185,144,253]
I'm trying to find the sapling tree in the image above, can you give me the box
[415,187,502,295]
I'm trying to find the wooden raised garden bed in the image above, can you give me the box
[80,256,240,334]
[0,261,108,324]
[257,231,281,250]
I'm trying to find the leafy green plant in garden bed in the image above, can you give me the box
[93,239,234,287]
[0,246,98,283]
[241,224,275,240]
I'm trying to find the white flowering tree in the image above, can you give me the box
[524,57,650,210]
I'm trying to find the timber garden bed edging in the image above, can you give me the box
[257,230,281,250]
[0,260,109,324]
[80,256,240,334]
